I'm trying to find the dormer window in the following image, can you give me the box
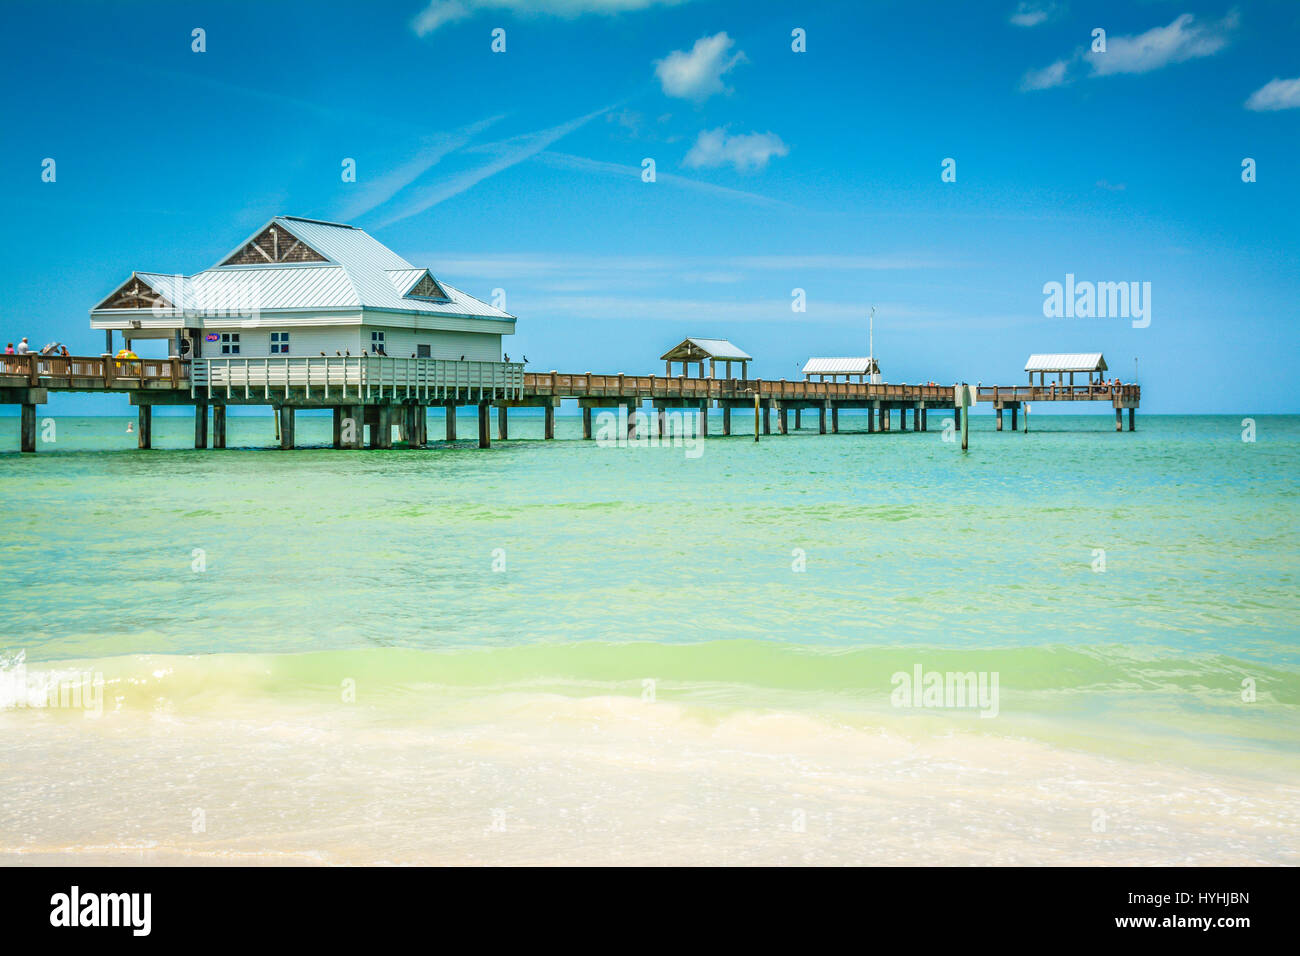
[406,271,449,301]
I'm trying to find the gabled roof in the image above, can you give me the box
[1025,352,1107,373]
[802,357,880,375]
[90,216,514,321]
[660,337,752,362]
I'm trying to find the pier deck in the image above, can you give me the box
[0,355,1140,451]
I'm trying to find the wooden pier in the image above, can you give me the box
[0,354,1141,452]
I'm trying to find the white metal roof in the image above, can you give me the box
[660,337,752,361]
[1024,352,1107,372]
[90,216,514,322]
[802,357,880,375]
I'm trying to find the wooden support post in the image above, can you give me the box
[445,403,457,441]
[137,405,152,450]
[278,406,295,450]
[1010,406,1018,431]
[582,406,593,440]
[700,403,708,438]
[818,403,827,434]
[753,394,760,443]
[624,403,637,439]
[831,406,839,433]
[868,403,876,433]
[497,405,508,441]
[1115,408,1122,432]
[478,402,491,448]
[882,407,891,432]
[795,408,802,430]
[1128,407,1135,431]
[920,406,927,432]
[657,407,667,436]
[996,407,1004,431]
[900,407,909,432]
[332,407,343,449]
[194,397,208,449]
[408,407,426,448]
[722,406,731,436]
[339,406,362,449]
[762,402,771,435]
[953,407,961,430]
[20,403,37,453]
[212,405,226,449]
[776,401,786,435]
[544,404,555,439]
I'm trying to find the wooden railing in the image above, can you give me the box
[977,384,1140,403]
[193,355,525,402]
[522,372,956,403]
[0,353,185,388]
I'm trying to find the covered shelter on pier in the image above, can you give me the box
[661,338,751,379]
[1024,352,1107,386]
[801,356,881,384]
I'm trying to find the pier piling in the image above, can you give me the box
[20,403,36,453]
[478,402,490,448]
[582,406,592,440]
[277,406,295,450]
[137,405,152,450]
[445,403,457,441]
[722,406,731,436]
[818,403,827,434]
[544,404,555,440]
[497,406,509,441]
[213,404,226,449]
[194,396,208,449]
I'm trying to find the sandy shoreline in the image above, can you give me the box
[4,692,1297,866]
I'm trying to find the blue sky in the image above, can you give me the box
[1,0,1296,414]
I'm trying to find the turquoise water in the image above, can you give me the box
[1,412,1297,864]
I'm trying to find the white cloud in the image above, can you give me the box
[654,32,746,101]
[683,128,788,171]
[1020,11,1237,92]
[1087,12,1236,76]
[1009,2,1056,28]
[1245,76,1300,111]
[413,0,687,36]
[1019,58,1070,91]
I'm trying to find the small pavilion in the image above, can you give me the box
[1024,353,1108,386]
[661,338,751,379]
[801,357,881,384]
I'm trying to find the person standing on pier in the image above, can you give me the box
[15,337,30,354]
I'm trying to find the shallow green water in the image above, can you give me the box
[1,413,1297,774]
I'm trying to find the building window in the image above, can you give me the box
[370,330,385,354]
[270,331,290,355]
[417,344,431,358]
[220,332,240,355]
